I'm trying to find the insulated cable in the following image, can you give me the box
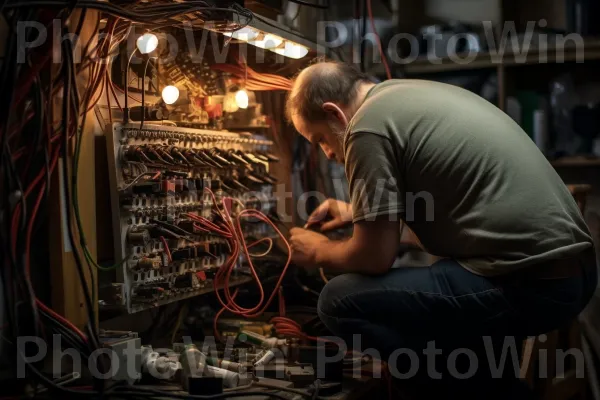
[366,0,391,79]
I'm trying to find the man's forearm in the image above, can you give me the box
[314,237,383,275]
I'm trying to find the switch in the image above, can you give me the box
[196,271,207,282]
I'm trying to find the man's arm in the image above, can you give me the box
[317,218,400,274]
[290,131,405,274]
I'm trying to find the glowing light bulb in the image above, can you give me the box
[136,33,159,54]
[272,42,309,59]
[251,34,283,49]
[235,90,249,109]
[223,92,239,113]
[223,27,259,41]
[162,86,180,105]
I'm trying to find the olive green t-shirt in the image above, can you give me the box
[345,79,593,276]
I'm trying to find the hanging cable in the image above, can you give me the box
[366,0,392,79]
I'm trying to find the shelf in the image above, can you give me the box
[404,38,600,74]
[224,125,271,131]
[551,157,600,167]
[99,275,253,314]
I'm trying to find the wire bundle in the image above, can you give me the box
[2,1,253,31]
[0,6,110,395]
[0,1,257,397]
[270,288,332,343]
[211,61,294,91]
[194,189,293,340]
[204,189,334,345]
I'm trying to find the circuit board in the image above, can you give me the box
[102,123,278,313]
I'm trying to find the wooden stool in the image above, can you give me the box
[519,184,591,400]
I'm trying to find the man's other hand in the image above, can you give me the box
[305,199,353,232]
[290,227,329,268]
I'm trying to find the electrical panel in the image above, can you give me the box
[102,123,278,313]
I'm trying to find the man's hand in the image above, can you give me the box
[290,227,330,269]
[305,199,353,232]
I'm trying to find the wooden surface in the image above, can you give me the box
[49,10,100,329]
[552,157,600,167]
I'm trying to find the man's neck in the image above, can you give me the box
[347,82,376,116]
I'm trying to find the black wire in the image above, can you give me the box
[140,57,157,130]
[61,27,116,397]
[290,4,301,23]
[150,218,195,237]
[107,386,308,400]
[5,10,43,353]
[0,12,20,274]
[60,31,101,354]
[2,1,253,29]
[287,0,329,9]
[360,0,367,73]
[15,63,46,344]
[41,309,91,356]
[253,14,312,42]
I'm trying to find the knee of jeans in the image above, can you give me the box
[317,273,362,319]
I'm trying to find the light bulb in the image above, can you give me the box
[235,90,249,109]
[136,33,159,54]
[223,92,239,113]
[272,42,309,59]
[251,34,283,49]
[223,26,259,41]
[162,86,180,105]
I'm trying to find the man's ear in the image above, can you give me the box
[322,102,349,126]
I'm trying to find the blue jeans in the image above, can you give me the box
[317,249,598,399]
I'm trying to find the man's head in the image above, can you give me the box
[286,61,374,163]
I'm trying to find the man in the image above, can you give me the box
[286,61,597,398]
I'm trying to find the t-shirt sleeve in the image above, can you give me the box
[345,131,405,223]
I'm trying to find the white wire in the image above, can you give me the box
[120,171,155,191]
[248,238,273,257]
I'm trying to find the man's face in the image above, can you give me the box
[292,115,345,164]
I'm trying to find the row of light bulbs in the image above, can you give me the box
[223,27,309,59]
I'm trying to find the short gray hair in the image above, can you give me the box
[285,60,373,124]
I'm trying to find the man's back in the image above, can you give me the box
[345,79,592,276]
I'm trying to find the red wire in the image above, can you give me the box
[185,213,233,237]
[213,290,239,343]
[35,300,87,343]
[25,183,48,276]
[271,288,335,343]
[160,236,173,262]
[17,136,89,344]
[7,111,35,141]
[11,147,26,161]
[366,0,392,80]
[6,12,130,350]
[202,188,292,318]
[108,77,123,111]
[16,157,88,344]
[112,82,142,103]
[193,223,210,233]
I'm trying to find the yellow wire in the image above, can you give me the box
[248,237,273,257]
[319,268,329,284]
[171,302,188,344]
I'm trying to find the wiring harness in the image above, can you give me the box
[0,1,273,398]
